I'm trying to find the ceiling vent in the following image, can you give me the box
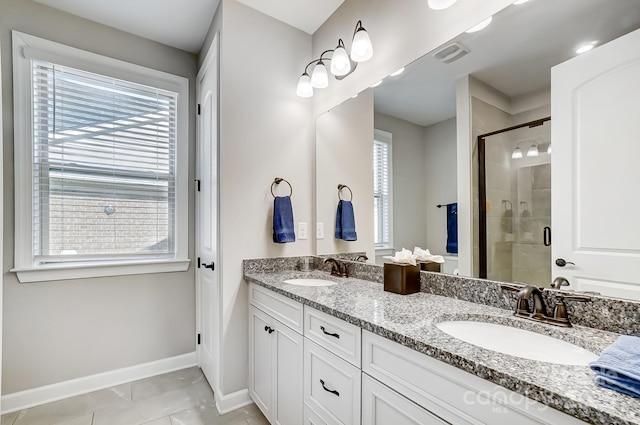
[433,42,470,64]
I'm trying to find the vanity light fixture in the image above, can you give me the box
[466,16,493,33]
[296,20,373,97]
[427,0,458,10]
[390,67,405,77]
[511,146,523,159]
[527,143,539,157]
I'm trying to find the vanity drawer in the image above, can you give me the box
[304,339,361,425]
[304,306,361,367]
[304,403,328,425]
[362,331,587,425]
[249,283,303,333]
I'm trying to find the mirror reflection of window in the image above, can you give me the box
[373,129,393,249]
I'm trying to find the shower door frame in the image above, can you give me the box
[477,116,550,279]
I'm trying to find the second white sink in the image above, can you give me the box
[436,321,598,366]
[283,278,338,287]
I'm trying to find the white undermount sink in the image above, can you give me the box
[283,278,338,287]
[436,321,599,366]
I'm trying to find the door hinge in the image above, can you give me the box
[197,257,201,268]
[197,333,201,345]
[197,103,201,115]
[194,179,200,192]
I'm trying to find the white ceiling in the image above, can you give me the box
[34,0,345,53]
[374,0,640,127]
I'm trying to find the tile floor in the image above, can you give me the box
[1,368,268,425]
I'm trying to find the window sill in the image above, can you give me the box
[375,247,396,257]
[11,259,191,283]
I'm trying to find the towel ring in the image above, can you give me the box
[271,177,293,198]
[337,184,353,201]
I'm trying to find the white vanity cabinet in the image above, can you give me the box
[303,306,362,425]
[362,330,588,425]
[249,284,304,425]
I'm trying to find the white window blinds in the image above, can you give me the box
[373,136,391,247]
[31,60,177,263]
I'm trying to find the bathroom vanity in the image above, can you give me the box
[244,257,639,425]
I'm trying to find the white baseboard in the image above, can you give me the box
[1,351,197,414]
[215,387,253,415]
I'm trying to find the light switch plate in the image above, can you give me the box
[316,223,324,239]
[298,222,308,240]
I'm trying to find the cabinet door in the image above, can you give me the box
[362,374,447,425]
[273,319,303,425]
[249,306,274,421]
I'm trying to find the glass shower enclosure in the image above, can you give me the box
[478,117,552,287]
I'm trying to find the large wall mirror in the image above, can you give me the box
[315,0,640,299]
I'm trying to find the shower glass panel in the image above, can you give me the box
[480,119,551,287]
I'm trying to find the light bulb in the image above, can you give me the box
[527,144,539,157]
[330,42,351,76]
[466,16,493,33]
[427,0,458,10]
[512,147,523,159]
[310,61,329,88]
[351,25,373,62]
[296,73,313,97]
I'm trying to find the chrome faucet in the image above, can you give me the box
[500,283,590,327]
[324,258,349,277]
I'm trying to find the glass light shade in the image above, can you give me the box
[330,45,351,76]
[351,28,373,62]
[527,144,539,157]
[466,16,493,33]
[296,73,313,97]
[512,147,523,159]
[310,62,329,88]
[428,0,458,10]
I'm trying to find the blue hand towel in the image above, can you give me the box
[446,203,458,254]
[335,200,357,241]
[590,335,640,397]
[273,196,295,243]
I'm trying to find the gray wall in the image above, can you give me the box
[199,0,314,398]
[1,0,198,393]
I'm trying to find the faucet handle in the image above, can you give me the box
[499,283,522,292]
[551,293,591,326]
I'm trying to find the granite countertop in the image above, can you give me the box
[243,269,640,425]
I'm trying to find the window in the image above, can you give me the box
[373,129,392,248]
[12,31,189,282]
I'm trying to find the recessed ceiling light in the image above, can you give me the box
[428,0,458,10]
[576,42,597,54]
[390,67,405,77]
[465,16,493,33]
[370,80,383,88]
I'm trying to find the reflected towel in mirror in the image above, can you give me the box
[446,203,458,254]
[335,200,357,241]
[273,196,295,243]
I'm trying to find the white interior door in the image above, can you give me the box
[196,36,219,390]
[551,28,640,300]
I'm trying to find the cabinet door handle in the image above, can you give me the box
[264,325,274,334]
[320,326,340,339]
[320,379,340,397]
[543,226,551,247]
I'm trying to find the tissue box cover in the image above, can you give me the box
[384,263,420,295]
[419,262,441,273]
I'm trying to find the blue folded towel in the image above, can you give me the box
[335,200,357,241]
[590,335,640,397]
[273,196,295,243]
[446,203,458,254]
